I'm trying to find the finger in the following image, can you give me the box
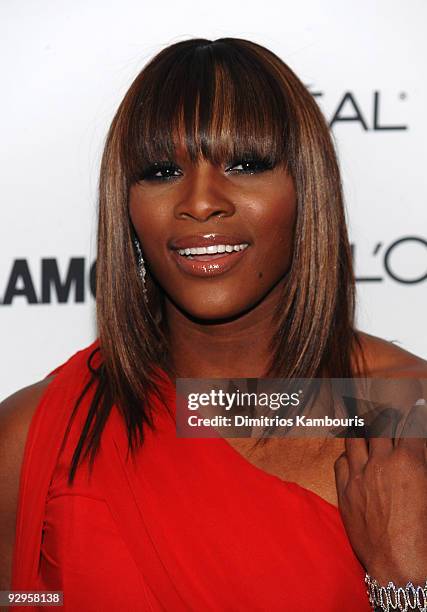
[344,437,368,475]
[368,437,394,458]
[395,400,427,438]
[395,437,427,462]
[395,402,427,458]
[334,451,350,494]
[366,404,400,437]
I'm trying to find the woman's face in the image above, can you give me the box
[129,143,297,321]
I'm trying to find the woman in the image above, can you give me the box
[1,37,426,611]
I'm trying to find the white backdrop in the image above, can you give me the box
[1,0,426,400]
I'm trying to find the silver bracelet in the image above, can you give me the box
[365,573,427,611]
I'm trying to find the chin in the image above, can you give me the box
[173,294,257,323]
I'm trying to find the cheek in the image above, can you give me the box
[249,197,297,272]
[129,194,168,263]
[132,224,170,283]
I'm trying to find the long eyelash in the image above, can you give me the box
[138,161,180,181]
[136,154,276,182]
[227,155,276,172]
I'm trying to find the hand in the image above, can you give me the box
[334,411,427,585]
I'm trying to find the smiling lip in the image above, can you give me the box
[169,233,251,250]
[168,233,251,278]
[170,247,249,277]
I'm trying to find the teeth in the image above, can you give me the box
[177,243,249,256]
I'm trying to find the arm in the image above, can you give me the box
[334,359,427,611]
[0,377,55,610]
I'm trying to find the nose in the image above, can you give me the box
[174,162,236,222]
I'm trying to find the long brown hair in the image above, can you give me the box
[67,37,368,484]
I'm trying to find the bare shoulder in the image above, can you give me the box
[352,331,427,432]
[355,330,427,377]
[0,376,55,592]
[0,376,56,431]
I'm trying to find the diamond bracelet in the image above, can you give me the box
[365,573,427,611]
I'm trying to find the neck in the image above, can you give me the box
[164,285,283,379]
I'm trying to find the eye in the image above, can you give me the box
[139,161,182,182]
[226,157,275,175]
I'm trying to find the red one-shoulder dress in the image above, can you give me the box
[11,341,371,611]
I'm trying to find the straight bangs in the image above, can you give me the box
[121,39,295,182]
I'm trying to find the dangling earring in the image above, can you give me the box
[133,236,148,303]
